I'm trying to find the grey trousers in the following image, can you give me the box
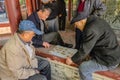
[25,74,47,80]
[45,17,59,32]
[43,32,64,45]
[79,60,118,80]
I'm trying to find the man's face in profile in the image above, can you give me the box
[40,9,50,21]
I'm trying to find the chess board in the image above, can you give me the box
[49,45,78,58]
[36,44,120,80]
[49,59,80,80]
[36,45,80,80]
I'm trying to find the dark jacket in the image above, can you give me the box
[72,16,120,67]
[58,0,67,17]
[44,0,59,20]
[74,0,106,17]
[27,12,48,47]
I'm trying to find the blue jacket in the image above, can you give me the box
[27,12,48,47]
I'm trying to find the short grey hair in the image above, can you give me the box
[39,5,52,13]
[16,29,24,34]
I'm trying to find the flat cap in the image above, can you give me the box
[71,12,88,24]
[19,20,43,35]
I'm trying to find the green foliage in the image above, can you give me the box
[19,0,25,5]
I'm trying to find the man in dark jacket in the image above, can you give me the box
[43,0,59,32]
[27,6,73,48]
[58,0,67,31]
[74,0,106,50]
[66,14,120,80]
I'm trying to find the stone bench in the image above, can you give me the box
[93,70,120,80]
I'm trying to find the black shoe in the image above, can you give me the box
[62,43,73,48]
[74,45,80,50]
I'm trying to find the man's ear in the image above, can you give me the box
[22,32,28,39]
[77,25,83,31]
[75,19,87,31]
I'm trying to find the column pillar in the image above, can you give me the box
[26,0,33,16]
[68,0,72,21]
[5,0,22,34]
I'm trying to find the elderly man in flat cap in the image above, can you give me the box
[0,20,51,80]
[66,14,120,80]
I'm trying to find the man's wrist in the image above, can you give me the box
[34,68,40,74]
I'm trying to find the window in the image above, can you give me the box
[0,0,9,23]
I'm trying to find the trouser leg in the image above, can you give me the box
[46,19,54,32]
[36,56,51,80]
[59,16,66,31]
[43,32,73,48]
[46,17,59,32]
[61,16,66,30]
[75,28,83,50]
[25,74,47,80]
[54,17,59,32]
[43,32,64,45]
[58,17,62,30]
[79,60,118,80]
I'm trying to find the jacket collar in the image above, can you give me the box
[33,12,41,23]
[14,33,35,60]
[86,16,97,25]
[14,33,33,48]
[17,33,31,46]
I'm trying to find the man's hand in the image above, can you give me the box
[34,69,40,74]
[59,14,62,17]
[42,42,50,48]
[66,57,78,67]
[35,70,40,74]
[66,57,74,65]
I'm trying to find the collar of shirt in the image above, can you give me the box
[34,12,45,33]
[34,11,44,24]
[34,12,41,24]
